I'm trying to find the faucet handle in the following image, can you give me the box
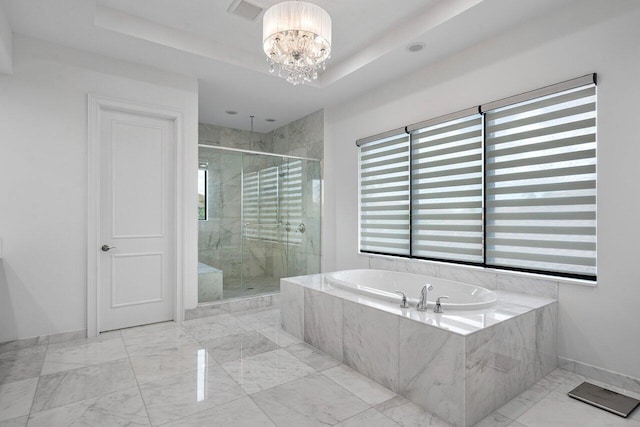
[395,290,409,308]
[434,296,449,313]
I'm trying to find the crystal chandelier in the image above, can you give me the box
[262,1,332,86]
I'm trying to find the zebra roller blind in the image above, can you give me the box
[410,111,484,263]
[358,129,411,256]
[484,83,597,277]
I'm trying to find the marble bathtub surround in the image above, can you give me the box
[281,273,558,427]
[369,255,560,298]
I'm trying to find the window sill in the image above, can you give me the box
[360,252,597,288]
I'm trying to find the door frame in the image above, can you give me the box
[87,94,186,337]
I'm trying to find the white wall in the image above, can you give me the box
[324,0,640,380]
[0,36,199,342]
[0,4,11,74]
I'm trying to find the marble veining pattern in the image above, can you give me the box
[343,300,399,391]
[201,330,278,364]
[31,358,137,413]
[2,303,639,427]
[252,373,370,426]
[398,317,465,426]
[27,387,149,427]
[0,346,46,385]
[303,288,344,361]
[0,378,38,422]
[138,364,246,425]
[285,342,340,372]
[41,335,128,375]
[221,348,315,394]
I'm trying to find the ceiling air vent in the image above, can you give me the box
[227,0,264,21]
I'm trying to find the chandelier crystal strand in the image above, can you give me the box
[263,1,331,85]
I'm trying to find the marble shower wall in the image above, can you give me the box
[268,110,324,159]
[198,149,244,285]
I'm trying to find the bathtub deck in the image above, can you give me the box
[280,273,557,427]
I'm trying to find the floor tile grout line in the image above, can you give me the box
[122,332,154,427]
[152,394,249,427]
[318,368,392,408]
[333,404,402,427]
[248,394,281,427]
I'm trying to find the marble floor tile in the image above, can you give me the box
[139,364,246,426]
[474,412,514,427]
[516,390,640,427]
[285,342,340,371]
[221,348,315,394]
[41,336,128,375]
[497,380,552,420]
[183,315,253,342]
[335,409,400,427]
[120,321,182,337]
[0,346,46,385]
[129,343,209,385]
[0,337,45,355]
[202,330,278,364]
[0,378,38,422]
[375,396,453,427]
[304,289,343,362]
[323,364,396,405]
[31,358,137,413]
[46,330,122,349]
[258,326,302,348]
[252,373,370,426]
[343,300,399,392]
[162,396,275,427]
[27,387,150,427]
[0,416,28,427]
[234,309,281,330]
[123,325,199,357]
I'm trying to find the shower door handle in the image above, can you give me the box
[297,223,306,233]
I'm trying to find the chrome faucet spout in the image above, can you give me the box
[417,284,433,311]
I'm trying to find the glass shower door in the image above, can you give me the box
[198,144,321,303]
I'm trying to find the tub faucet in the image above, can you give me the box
[417,284,433,311]
[395,290,409,309]
[434,296,449,313]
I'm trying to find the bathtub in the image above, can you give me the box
[325,269,496,310]
[280,269,558,427]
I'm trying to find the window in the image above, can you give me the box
[198,165,207,220]
[358,129,411,256]
[409,110,484,263]
[484,84,597,277]
[357,74,597,280]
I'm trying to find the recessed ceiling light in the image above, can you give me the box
[225,110,238,115]
[265,118,276,122]
[407,42,425,53]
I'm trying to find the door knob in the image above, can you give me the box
[101,245,117,252]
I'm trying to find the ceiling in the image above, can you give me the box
[1,0,580,132]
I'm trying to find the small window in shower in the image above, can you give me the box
[198,163,208,220]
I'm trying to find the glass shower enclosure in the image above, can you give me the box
[197,145,321,302]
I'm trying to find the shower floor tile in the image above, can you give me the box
[3,302,640,426]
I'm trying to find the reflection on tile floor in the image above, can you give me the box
[2,304,640,426]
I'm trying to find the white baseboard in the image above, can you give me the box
[559,356,640,395]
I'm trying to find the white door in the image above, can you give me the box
[98,109,175,332]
